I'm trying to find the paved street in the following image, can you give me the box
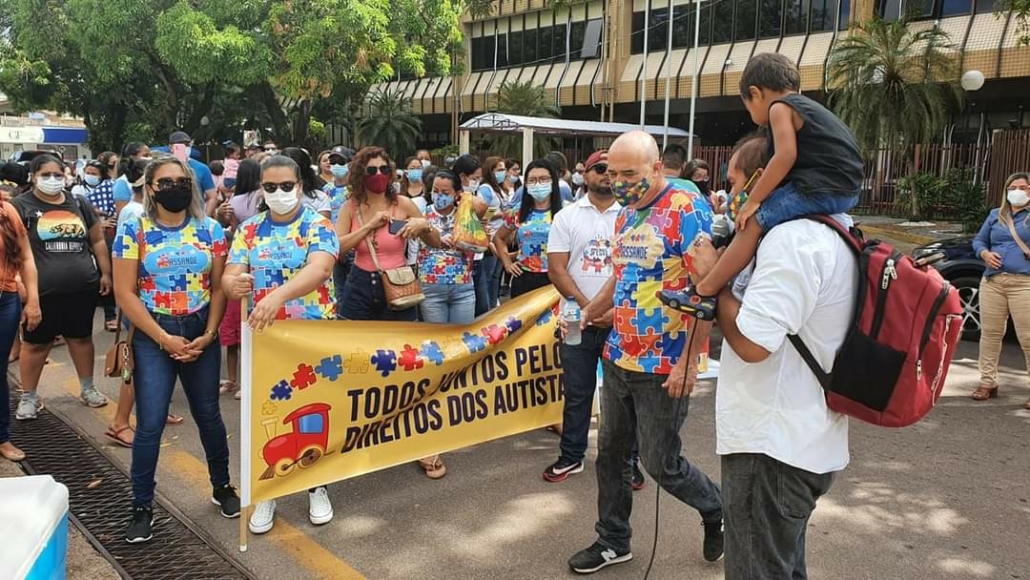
[12,307,1029,580]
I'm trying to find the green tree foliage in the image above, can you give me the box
[1001,0,1030,45]
[0,0,477,153]
[356,89,423,159]
[827,18,962,154]
[488,79,561,158]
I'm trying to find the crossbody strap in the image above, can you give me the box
[355,207,384,273]
[1005,214,1030,258]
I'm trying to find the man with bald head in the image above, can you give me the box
[568,131,723,574]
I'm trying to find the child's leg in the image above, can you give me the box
[695,224,761,297]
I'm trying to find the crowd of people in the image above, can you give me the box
[0,51,1027,578]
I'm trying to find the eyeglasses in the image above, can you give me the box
[151,178,193,191]
[525,178,553,186]
[590,164,608,175]
[365,166,392,176]
[261,181,297,193]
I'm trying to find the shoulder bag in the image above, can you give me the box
[1005,214,1030,259]
[105,218,142,383]
[357,207,425,311]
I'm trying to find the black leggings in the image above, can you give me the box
[510,271,552,299]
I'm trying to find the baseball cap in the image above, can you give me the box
[584,149,608,171]
[329,146,354,163]
[245,142,261,150]
[169,131,192,144]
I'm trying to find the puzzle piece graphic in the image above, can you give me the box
[371,349,398,377]
[419,341,445,366]
[315,355,344,381]
[480,324,507,346]
[535,308,554,326]
[290,363,317,390]
[503,316,523,334]
[261,400,278,416]
[461,332,488,353]
[344,349,370,374]
[614,308,636,334]
[270,380,293,401]
[398,344,425,371]
[630,307,671,335]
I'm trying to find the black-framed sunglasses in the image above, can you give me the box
[261,181,297,193]
[591,164,608,175]
[365,166,392,176]
[151,178,193,191]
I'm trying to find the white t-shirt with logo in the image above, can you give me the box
[546,195,621,311]
[717,217,855,474]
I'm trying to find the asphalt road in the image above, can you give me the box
[13,306,1030,580]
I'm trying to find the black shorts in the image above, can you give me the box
[24,286,99,344]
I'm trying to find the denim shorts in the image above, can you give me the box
[755,182,858,231]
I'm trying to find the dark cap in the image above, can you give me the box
[329,146,354,163]
[169,131,192,144]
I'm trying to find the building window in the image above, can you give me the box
[878,0,974,19]
[632,11,644,54]
[759,0,784,38]
[496,33,508,68]
[784,0,811,34]
[735,0,758,40]
[509,30,524,65]
[652,7,671,52]
[713,0,735,42]
[554,23,568,62]
[523,28,538,65]
[810,0,839,31]
[941,0,973,14]
[672,3,694,48]
[582,18,603,58]
[839,0,851,28]
[975,0,1003,13]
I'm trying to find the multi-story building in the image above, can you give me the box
[377,0,1030,149]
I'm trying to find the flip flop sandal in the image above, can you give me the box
[166,414,184,425]
[105,321,118,332]
[105,426,134,448]
[418,455,447,479]
[219,380,239,395]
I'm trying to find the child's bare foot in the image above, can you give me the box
[0,441,26,461]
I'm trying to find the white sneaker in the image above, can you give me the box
[308,487,333,525]
[249,500,276,534]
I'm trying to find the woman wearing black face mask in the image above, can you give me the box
[112,156,236,543]
[682,159,711,196]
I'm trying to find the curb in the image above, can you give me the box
[858,224,936,246]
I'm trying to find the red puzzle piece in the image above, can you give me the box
[290,363,317,390]
[398,344,424,371]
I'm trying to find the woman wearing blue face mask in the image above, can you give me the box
[493,159,562,298]
[419,170,487,324]
[481,156,509,309]
[402,157,428,268]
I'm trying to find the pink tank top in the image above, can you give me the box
[353,205,407,271]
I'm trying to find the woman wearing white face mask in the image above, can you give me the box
[493,159,561,298]
[11,154,113,421]
[223,155,341,534]
[972,172,1030,410]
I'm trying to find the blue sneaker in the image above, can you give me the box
[658,288,717,320]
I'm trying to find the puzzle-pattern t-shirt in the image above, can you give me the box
[504,207,552,273]
[114,215,227,315]
[604,183,713,374]
[419,206,474,285]
[229,206,338,321]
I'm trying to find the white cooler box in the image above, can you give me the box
[0,474,70,580]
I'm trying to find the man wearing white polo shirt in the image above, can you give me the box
[544,150,644,489]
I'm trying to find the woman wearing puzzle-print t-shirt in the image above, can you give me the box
[494,159,563,298]
[222,154,340,537]
[112,156,237,544]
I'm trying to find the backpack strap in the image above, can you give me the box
[787,334,832,391]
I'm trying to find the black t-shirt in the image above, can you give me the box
[768,93,863,197]
[12,192,100,296]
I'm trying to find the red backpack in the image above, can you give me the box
[787,216,964,427]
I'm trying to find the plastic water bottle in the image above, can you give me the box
[563,297,582,346]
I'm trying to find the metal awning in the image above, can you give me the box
[459,113,691,138]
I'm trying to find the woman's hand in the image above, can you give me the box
[364,210,391,233]
[440,234,455,249]
[99,273,112,296]
[21,299,41,331]
[160,333,193,360]
[981,250,1002,270]
[229,273,254,300]
[398,217,430,240]
[216,202,234,223]
[180,333,216,362]
[505,261,523,277]
[248,292,284,332]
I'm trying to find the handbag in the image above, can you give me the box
[104,311,135,384]
[357,208,425,311]
[1005,214,1030,259]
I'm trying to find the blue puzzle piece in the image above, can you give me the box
[535,308,554,326]
[315,355,344,381]
[630,307,671,335]
[270,380,293,401]
[461,332,487,353]
[420,341,445,365]
[370,349,397,377]
[504,316,523,334]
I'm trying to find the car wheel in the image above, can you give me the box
[951,276,981,342]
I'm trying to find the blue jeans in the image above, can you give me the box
[0,293,21,444]
[559,326,609,463]
[595,359,723,552]
[130,307,229,506]
[420,283,475,324]
[339,266,417,322]
[755,182,858,231]
[332,259,351,317]
[488,253,503,308]
[474,255,496,316]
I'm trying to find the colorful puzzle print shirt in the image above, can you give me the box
[113,216,227,316]
[228,206,339,321]
[419,206,474,285]
[504,207,552,273]
[604,183,714,374]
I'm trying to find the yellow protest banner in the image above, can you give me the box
[241,286,565,506]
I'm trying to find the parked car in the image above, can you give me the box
[911,235,983,341]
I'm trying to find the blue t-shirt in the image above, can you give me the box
[188,159,216,195]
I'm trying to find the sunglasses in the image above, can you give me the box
[365,166,392,176]
[151,178,193,191]
[591,164,608,175]
[261,181,297,193]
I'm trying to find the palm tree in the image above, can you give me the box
[356,89,422,158]
[490,80,561,158]
[827,18,962,218]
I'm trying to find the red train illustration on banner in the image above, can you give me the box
[259,403,332,480]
